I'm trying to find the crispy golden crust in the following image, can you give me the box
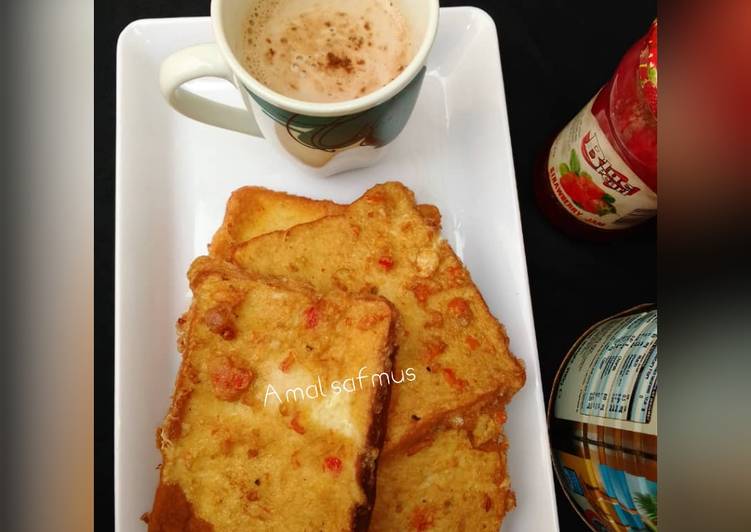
[148,482,213,532]
[232,182,526,452]
[209,187,345,260]
[353,302,397,532]
[209,186,443,261]
[415,203,441,231]
[149,257,397,532]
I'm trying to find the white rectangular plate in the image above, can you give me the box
[116,7,558,531]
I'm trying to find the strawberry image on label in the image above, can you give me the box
[558,150,616,217]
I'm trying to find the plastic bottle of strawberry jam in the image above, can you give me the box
[535,20,657,240]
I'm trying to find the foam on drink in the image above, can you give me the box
[242,0,413,103]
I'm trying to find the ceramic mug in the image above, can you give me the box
[160,0,439,176]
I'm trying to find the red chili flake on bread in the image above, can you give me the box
[291,450,302,469]
[409,506,435,531]
[447,297,473,326]
[441,368,468,391]
[446,265,468,286]
[279,353,295,373]
[483,493,492,511]
[303,305,320,328]
[495,410,507,424]
[220,437,234,455]
[365,191,386,203]
[323,456,343,474]
[378,256,395,270]
[424,310,444,328]
[410,283,432,304]
[422,338,447,363]
[358,312,388,330]
[210,358,253,401]
[204,306,237,340]
[289,412,305,434]
[465,335,481,350]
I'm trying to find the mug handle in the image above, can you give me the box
[159,43,262,137]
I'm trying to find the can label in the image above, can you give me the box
[554,309,657,436]
[547,95,657,229]
[550,308,658,532]
[556,447,657,532]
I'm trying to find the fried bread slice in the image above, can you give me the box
[370,402,515,532]
[209,186,442,261]
[209,187,345,260]
[147,257,397,532]
[231,182,526,452]
[212,184,521,531]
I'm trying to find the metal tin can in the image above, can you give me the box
[548,305,657,531]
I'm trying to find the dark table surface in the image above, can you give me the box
[95,1,657,530]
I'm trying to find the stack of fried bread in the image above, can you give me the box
[148,182,525,531]
[148,257,397,532]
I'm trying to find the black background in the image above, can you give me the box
[95,1,657,530]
